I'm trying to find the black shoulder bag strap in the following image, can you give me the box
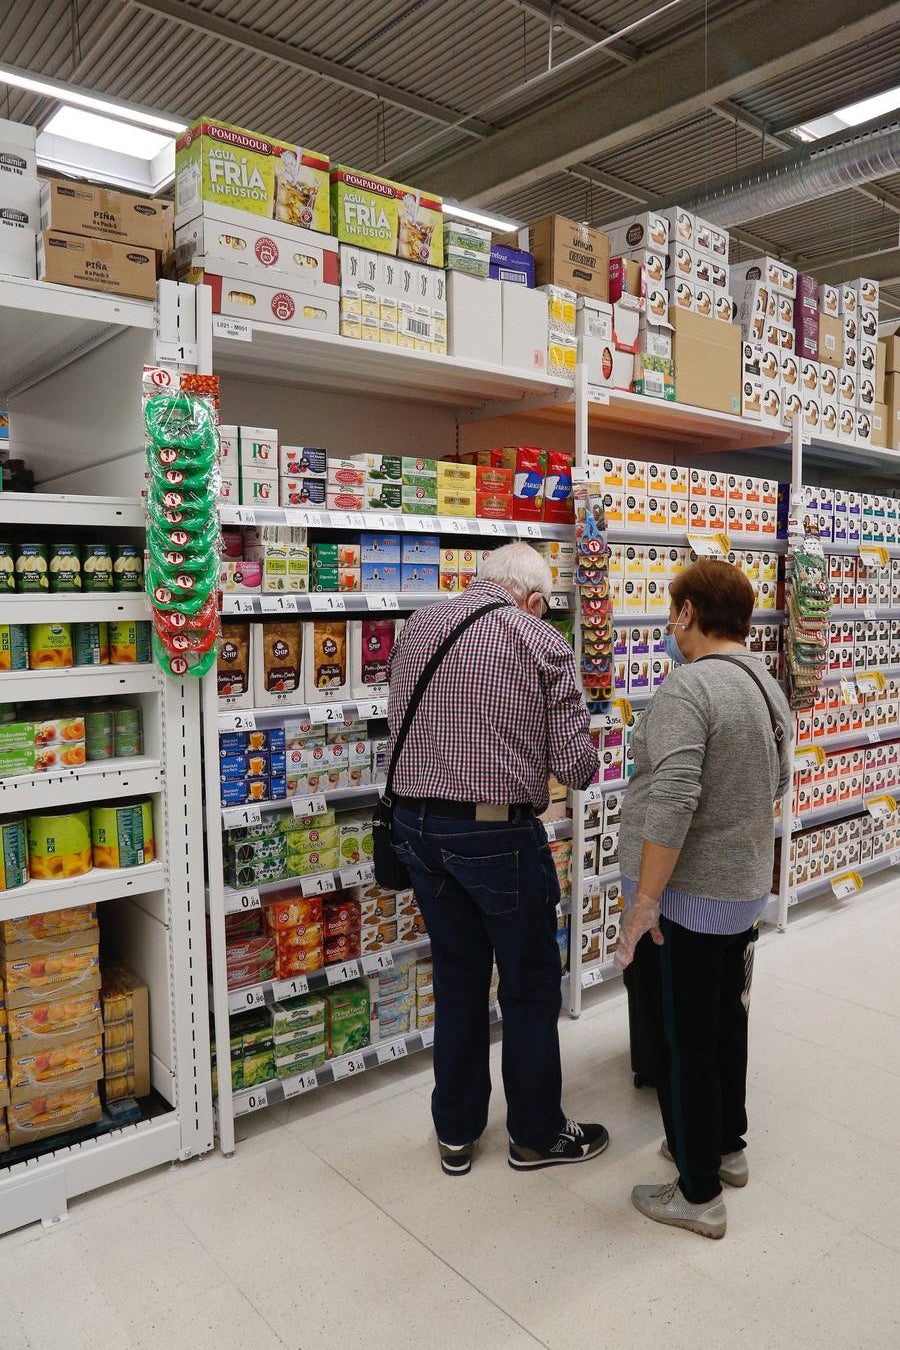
[696,654,785,746]
[371,600,508,889]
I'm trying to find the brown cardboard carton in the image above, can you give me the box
[886,373,900,450]
[101,964,151,1098]
[819,314,844,369]
[40,180,173,251]
[882,334,900,374]
[871,401,888,448]
[876,339,887,400]
[670,308,741,415]
[501,215,609,301]
[38,230,158,299]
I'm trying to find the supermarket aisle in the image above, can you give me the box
[3,880,899,1350]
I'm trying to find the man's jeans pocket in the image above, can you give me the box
[440,850,519,916]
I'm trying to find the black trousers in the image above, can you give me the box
[630,916,756,1204]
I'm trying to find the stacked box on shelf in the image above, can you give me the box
[795,678,900,742]
[792,739,900,818]
[0,117,40,280]
[880,333,900,449]
[223,810,338,890]
[338,243,446,352]
[99,964,150,1103]
[785,809,900,888]
[589,456,778,538]
[457,447,573,524]
[799,485,900,546]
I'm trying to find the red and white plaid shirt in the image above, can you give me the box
[387,580,596,812]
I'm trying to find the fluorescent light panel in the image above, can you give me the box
[0,63,185,135]
[793,82,900,142]
[44,107,172,159]
[442,201,521,231]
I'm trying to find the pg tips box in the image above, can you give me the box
[175,118,330,234]
[331,166,443,268]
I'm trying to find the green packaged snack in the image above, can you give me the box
[270,993,327,1039]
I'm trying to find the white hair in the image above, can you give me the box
[480,541,552,601]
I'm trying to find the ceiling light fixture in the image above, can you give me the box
[0,62,185,135]
[792,83,900,143]
[44,108,172,159]
[442,201,521,232]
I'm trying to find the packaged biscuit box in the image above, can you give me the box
[7,993,102,1048]
[7,1085,101,1147]
[9,1033,103,1101]
[175,118,331,235]
[2,941,101,1010]
[331,166,443,267]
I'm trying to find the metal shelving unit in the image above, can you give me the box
[222,590,572,617]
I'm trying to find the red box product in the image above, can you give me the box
[476,490,514,520]
[263,895,323,932]
[323,900,361,939]
[275,945,324,978]
[273,922,325,953]
[476,465,513,493]
[542,450,574,523]
[324,933,362,965]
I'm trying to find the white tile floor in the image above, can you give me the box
[3,877,900,1350]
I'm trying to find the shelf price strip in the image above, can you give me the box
[830,872,863,900]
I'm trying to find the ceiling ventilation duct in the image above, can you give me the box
[684,120,900,226]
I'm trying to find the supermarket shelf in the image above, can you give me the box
[787,849,900,908]
[220,936,433,1019]
[582,867,621,896]
[0,664,158,703]
[0,756,161,813]
[213,320,571,410]
[221,783,381,825]
[0,275,154,400]
[823,666,900,684]
[802,435,900,477]
[612,608,782,626]
[221,861,375,910]
[822,540,900,557]
[582,778,629,802]
[230,1004,502,1119]
[811,723,900,751]
[0,592,149,623]
[220,504,573,541]
[221,590,571,617]
[218,698,387,732]
[831,607,900,619]
[0,862,165,920]
[0,491,144,530]
[542,817,573,842]
[582,388,789,452]
[792,797,871,831]
[606,526,786,553]
[580,956,622,990]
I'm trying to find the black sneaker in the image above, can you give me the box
[439,1139,476,1176]
[508,1119,610,1171]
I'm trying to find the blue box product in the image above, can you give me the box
[489,245,535,287]
[220,751,271,778]
[401,564,440,592]
[400,535,441,565]
[221,777,269,806]
[361,562,401,591]
[270,775,287,800]
[282,447,327,476]
[359,532,402,564]
[219,729,286,755]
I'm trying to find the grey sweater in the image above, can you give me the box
[618,652,793,901]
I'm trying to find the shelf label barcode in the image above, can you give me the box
[225,889,261,915]
[301,872,337,897]
[222,804,262,829]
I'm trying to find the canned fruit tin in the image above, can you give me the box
[15,543,49,592]
[82,546,114,591]
[0,624,28,671]
[0,818,29,890]
[108,621,151,664]
[73,623,110,667]
[27,809,92,879]
[113,706,143,758]
[112,545,144,591]
[27,623,73,669]
[48,544,82,592]
[84,709,115,760]
[0,543,14,591]
[91,800,154,868]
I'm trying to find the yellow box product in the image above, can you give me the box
[91,800,154,869]
[7,1086,101,1147]
[7,993,102,1047]
[175,118,331,234]
[27,622,73,669]
[9,1033,104,1101]
[1,905,97,946]
[331,165,443,266]
[26,809,92,880]
[436,462,476,490]
[2,943,101,1010]
[436,489,476,517]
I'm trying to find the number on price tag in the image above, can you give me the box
[332,1051,367,1081]
[260,594,297,614]
[359,701,386,720]
[543,822,557,842]
[309,594,346,612]
[222,711,257,732]
[788,889,799,907]
[234,507,257,525]
[379,514,398,529]
[301,872,337,898]
[282,1071,318,1099]
[222,804,262,829]
[230,596,256,615]
[292,794,328,818]
[585,784,604,805]
[366,594,400,610]
[443,518,465,534]
[420,1026,435,1048]
[867,728,882,743]
[550,594,568,610]
[831,873,863,899]
[273,975,309,1000]
[228,985,266,1015]
[340,863,375,887]
[583,875,602,897]
[480,519,504,537]
[325,959,360,986]
[361,951,395,975]
[225,888,261,915]
[521,522,540,539]
[376,1039,408,1066]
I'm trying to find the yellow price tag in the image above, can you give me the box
[613,697,633,724]
[687,531,730,558]
[856,670,886,694]
[859,544,890,570]
[830,871,863,899]
[865,794,897,821]
[794,745,826,767]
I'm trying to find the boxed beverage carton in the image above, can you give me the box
[191,269,339,334]
[500,215,609,300]
[444,221,491,276]
[37,231,157,299]
[603,212,669,255]
[670,309,741,415]
[174,204,338,294]
[447,270,502,363]
[501,281,548,372]
[331,165,443,267]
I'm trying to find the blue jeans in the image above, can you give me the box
[392,804,566,1149]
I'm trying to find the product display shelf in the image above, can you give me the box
[611,608,783,626]
[812,724,900,752]
[220,783,382,827]
[220,503,573,542]
[221,590,573,617]
[218,697,387,732]
[802,435,900,477]
[821,541,900,557]
[0,664,158,703]
[583,387,790,454]
[0,863,166,923]
[787,849,900,908]
[790,794,896,832]
[1,593,150,623]
[0,491,145,530]
[580,955,621,991]
[606,525,787,553]
[230,1003,503,1120]
[822,665,900,685]
[831,606,900,619]
[0,756,161,814]
[584,776,630,800]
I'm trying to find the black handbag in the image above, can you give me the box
[371,601,508,889]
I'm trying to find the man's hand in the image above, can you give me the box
[615,891,664,970]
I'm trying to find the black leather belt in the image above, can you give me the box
[396,797,534,821]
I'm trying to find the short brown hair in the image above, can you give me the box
[669,559,755,640]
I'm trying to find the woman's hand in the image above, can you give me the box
[615,890,664,970]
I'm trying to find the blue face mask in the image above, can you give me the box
[665,610,689,665]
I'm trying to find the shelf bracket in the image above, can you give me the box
[456,386,575,424]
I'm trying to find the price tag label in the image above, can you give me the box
[409,517,430,532]
[520,521,541,539]
[582,966,605,988]
[584,784,604,805]
[228,985,266,1015]
[340,863,375,887]
[357,700,386,720]
[864,606,878,621]
[379,513,398,529]
[687,531,730,558]
[788,889,799,907]
[867,728,882,743]
[308,703,347,724]
[443,518,465,534]
[282,1070,318,1099]
[478,519,505,537]
[332,1051,367,1081]
[543,822,557,842]
[376,1038,408,1065]
[890,850,900,867]
[260,594,298,614]
[582,875,603,897]
[309,594,346,612]
[234,1086,269,1116]
[221,711,257,732]
[301,872,337,898]
[831,872,863,899]
[225,888,261,915]
[213,316,252,342]
[325,959,360,986]
[794,745,826,768]
[292,794,328,818]
[272,975,310,1000]
[361,951,395,975]
[222,804,262,829]
[550,594,569,610]
[232,506,257,525]
[587,385,610,405]
[366,594,400,610]
[229,596,256,615]
[865,794,896,821]
[859,545,890,570]
[420,1026,435,1048]
[839,680,858,707]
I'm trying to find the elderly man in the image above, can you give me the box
[387,542,607,1176]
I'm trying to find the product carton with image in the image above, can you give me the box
[330,166,443,267]
[174,204,338,295]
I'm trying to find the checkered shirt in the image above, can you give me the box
[387,580,596,812]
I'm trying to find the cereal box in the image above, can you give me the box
[330,166,443,268]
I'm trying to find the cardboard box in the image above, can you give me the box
[37,230,157,299]
[331,165,442,267]
[447,270,502,363]
[175,118,330,234]
[196,270,338,334]
[501,281,548,372]
[670,309,741,415]
[0,216,36,280]
[502,215,609,301]
[174,203,338,292]
[489,244,534,287]
[871,401,889,448]
[40,180,172,252]
[603,212,669,255]
[819,314,843,369]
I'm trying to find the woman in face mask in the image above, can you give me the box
[615,559,792,1241]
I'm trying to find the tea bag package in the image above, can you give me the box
[349,618,396,699]
[217,622,253,710]
[303,619,350,704]
[251,621,304,708]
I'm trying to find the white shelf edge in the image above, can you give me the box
[217,698,387,731]
[0,664,158,703]
[0,757,161,812]
[0,492,144,529]
[788,850,900,907]
[220,504,572,541]
[0,593,149,622]
[0,862,165,920]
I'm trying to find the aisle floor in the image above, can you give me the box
[3,879,900,1350]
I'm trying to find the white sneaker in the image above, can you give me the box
[632,1178,726,1239]
[660,1139,749,1188]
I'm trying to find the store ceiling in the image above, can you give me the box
[4,0,900,314]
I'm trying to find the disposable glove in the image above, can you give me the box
[615,891,664,970]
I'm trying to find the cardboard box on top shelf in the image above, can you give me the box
[0,117,39,279]
[192,269,339,334]
[882,333,900,374]
[871,402,889,448]
[608,257,646,311]
[498,215,609,301]
[489,243,534,287]
[447,270,502,364]
[501,281,548,372]
[670,308,741,415]
[819,314,843,369]
[37,231,158,299]
[174,203,338,293]
[40,180,173,252]
[603,212,669,256]
[331,165,443,267]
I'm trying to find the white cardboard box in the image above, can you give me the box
[175,203,339,296]
[501,280,548,372]
[202,271,339,334]
[447,270,502,364]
